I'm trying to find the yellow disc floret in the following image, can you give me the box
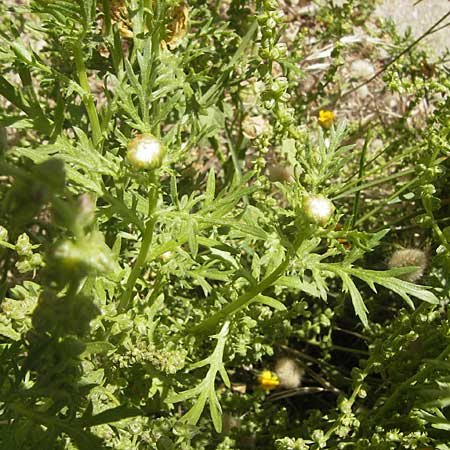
[318,109,335,129]
[257,370,280,390]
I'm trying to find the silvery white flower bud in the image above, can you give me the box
[127,133,165,170]
[303,194,334,226]
[274,357,303,389]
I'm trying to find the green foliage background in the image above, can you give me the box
[0,0,449,449]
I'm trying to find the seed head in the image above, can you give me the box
[350,59,375,80]
[274,357,303,389]
[242,115,269,139]
[388,248,427,282]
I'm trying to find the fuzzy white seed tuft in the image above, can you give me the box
[350,59,375,80]
[388,248,427,282]
[274,357,303,389]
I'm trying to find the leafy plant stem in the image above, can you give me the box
[118,215,156,312]
[191,256,291,334]
[73,42,102,148]
[374,342,450,421]
[191,233,306,335]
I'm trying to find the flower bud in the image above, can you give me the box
[0,225,8,242]
[303,194,334,226]
[127,133,165,170]
[16,233,33,256]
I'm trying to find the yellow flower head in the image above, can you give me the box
[257,370,280,390]
[318,110,335,129]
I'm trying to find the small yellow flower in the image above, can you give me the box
[257,370,280,390]
[318,110,335,129]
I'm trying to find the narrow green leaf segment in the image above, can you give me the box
[168,321,231,432]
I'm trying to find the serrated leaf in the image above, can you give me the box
[350,267,438,306]
[181,390,208,425]
[219,365,231,388]
[205,168,215,204]
[187,219,198,259]
[169,322,229,432]
[167,384,204,404]
[0,324,20,341]
[201,218,268,240]
[340,271,369,328]
[77,405,142,427]
[415,409,450,431]
[208,388,223,433]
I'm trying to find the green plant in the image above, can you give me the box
[0,0,449,449]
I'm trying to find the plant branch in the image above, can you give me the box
[73,42,102,148]
[118,216,156,312]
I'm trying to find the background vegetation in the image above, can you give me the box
[0,0,449,449]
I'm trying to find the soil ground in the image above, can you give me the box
[375,0,450,55]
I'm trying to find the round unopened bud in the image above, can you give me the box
[16,233,33,256]
[274,357,303,389]
[303,194,334,226]
[388,248,427,282]
[127,133,165,170]
[0,225,8,242]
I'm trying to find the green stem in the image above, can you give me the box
[150,0,161,137]
[102,0,112,36]
[118,216,156,312]
[73,42,102,147]
[0,240,16,250]
[351,129,370,228]
[191,253,292,335]
[422,197,450,253]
